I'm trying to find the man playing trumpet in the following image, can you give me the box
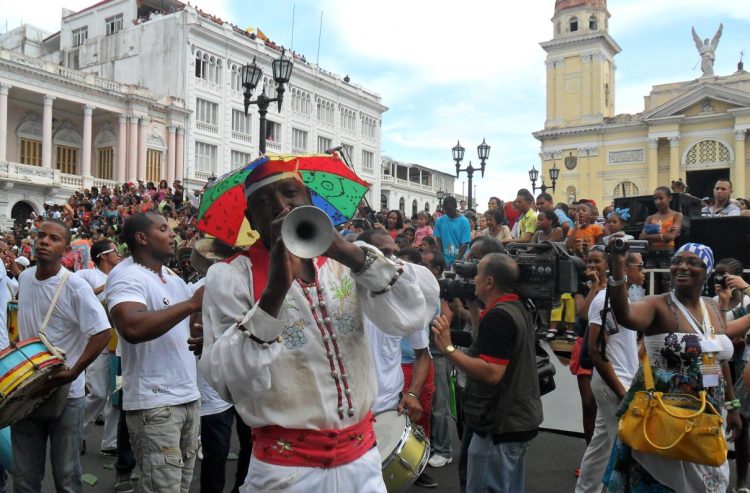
[199,160,437,492]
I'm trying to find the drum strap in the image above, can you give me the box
[38,270,70,360]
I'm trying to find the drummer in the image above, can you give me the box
[75,239,122,456]
[199,160,436,492]
[13,219,112,493]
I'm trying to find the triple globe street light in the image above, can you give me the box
[528,162,560,194]
[451,139,490,211]
[241,48,294,155]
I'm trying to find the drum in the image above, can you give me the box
[6,300,18,343]
[373,409,430,493]
[0,338,65,429]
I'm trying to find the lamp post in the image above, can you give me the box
[241,49,294,155]
[452,138,490,213]
[529,162,560,194]
[436,189,445,212]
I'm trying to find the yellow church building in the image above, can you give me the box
[533,0,750,204]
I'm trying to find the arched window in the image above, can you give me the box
[412,200,418,218]
[16,113,43,166]
[146,132,167,183]
[684,139,732,167]
[94,123,116,180]
[381,193,388,210]
[399,197,405,212]
[613,181,639,198]
[53,121,82,175]
[11,200,36,226]
[589,16,598,31]
[424,202,430,213]
[569,16,578,32]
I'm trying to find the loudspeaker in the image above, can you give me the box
[689,216,750,266]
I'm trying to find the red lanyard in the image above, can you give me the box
[480,294,520,320]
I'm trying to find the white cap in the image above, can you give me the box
[15,256,30,268]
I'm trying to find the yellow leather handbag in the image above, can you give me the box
[618,350,727,467]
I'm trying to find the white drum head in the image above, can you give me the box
[373,410,408,456]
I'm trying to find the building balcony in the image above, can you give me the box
[380,173,434,192]
[197,121,219,134]
[266,139,281,151]
[0,160,117,191]
[232,131,252,143]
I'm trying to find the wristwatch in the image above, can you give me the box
[607,275,627,287]
[444,344,457,355]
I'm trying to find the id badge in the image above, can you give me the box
[701,352,721,388]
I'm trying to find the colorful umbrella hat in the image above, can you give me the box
[196,154,370,247]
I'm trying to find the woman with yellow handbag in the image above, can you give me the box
[604,242,742,493]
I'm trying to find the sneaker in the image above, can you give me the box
[545,329,557,340]
[114,472,135,493]
[427,454,452,468]
[565,330,576,342]
[99,448,118,457]
[415,472,438,488]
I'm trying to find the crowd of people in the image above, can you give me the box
[2,169,750,493]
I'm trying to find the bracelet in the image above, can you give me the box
[406,391,420,400]
[353,246,379,275]
[607,275,627,287]
[724,399,741,410]
[371,267,404,296]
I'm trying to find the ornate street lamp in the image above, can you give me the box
[529,162,559,194]
[436,189,446,212]
[452,139,489,213]
[241,49,294,155]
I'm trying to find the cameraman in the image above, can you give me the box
[433,253,542,492]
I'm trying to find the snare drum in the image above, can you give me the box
[6,300,18,343]
[0,338,65,429]
[373,409,430,493]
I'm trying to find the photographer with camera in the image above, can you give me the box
[433,253,542,492]
[575,250,644,493]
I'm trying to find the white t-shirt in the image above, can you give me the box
[366,315,429,413]
[197,358,232,417]
[17,266,111,398]
[75,267,108,302]
[588,289,639,388]
[106,257,200,411]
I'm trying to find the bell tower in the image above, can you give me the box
[541,0,621,129]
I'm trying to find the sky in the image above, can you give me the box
[3,0,750,208]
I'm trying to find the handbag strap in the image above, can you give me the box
[640,344,655,391]
[39,269,70,337]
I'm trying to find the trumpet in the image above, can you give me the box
[281,206,335,259]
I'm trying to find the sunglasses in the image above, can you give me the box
[669,256,706,269]
[96,248,117,259]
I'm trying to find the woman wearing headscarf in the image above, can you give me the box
[605,243,742,492]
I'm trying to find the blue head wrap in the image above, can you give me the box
[675,242,715,276]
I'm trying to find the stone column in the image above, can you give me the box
[175,127,184,181]
[81,104,94,177]
[138,117,148,181]
[128,115,138,180]
[166,125,176,185]
[0,84,9,161]
[42,95,55,169]
[669,136,681,184]
[116,115,127,182]
[647,137,659,191]
[735,129,747,198]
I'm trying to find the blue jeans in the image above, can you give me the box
[430,354,454,458]
[466,434,529,493]
[200,407,234,493]
[11,397,85,493]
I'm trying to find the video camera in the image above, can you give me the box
[438,242,583,309]
[604,238,649,255]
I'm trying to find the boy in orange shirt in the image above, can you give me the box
[565,202,603,254]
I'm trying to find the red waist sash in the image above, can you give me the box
[252,412,376,468]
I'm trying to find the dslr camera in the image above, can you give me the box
[605,238,649,255]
